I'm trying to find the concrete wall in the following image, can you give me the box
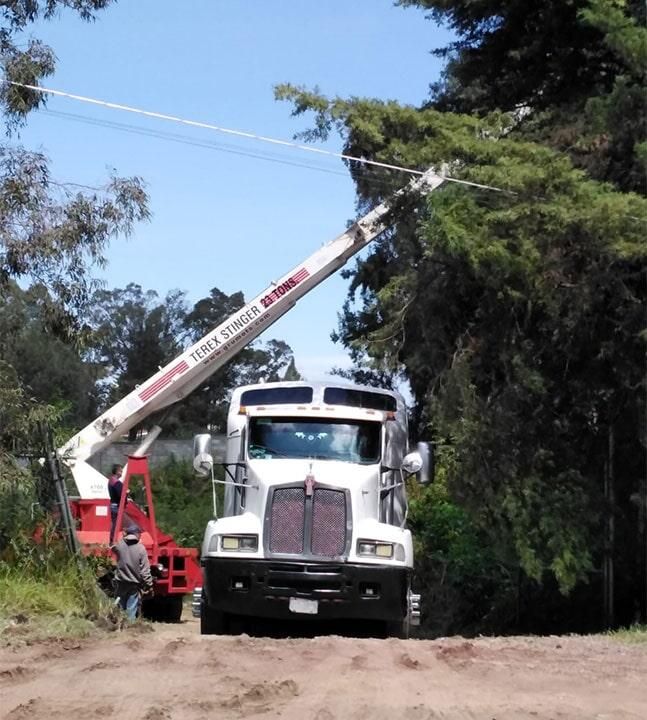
[88,435,227,474]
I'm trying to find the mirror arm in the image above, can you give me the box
[380,481,404,493]
[212,477,258,490]
[218,462,257,489]
[380,465,398,474]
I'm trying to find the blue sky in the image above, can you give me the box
[22,0,451,380]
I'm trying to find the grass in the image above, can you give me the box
[606,624,647,645]
[0,560,116,645]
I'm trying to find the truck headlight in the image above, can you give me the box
[357,540,394,558]
[220,535,258,552]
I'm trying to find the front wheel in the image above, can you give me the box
[200,599,229,635]
[384,616,410,639]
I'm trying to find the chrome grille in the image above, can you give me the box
[269,488,305,553]
[312,489,346,556]
[268,486,348,557]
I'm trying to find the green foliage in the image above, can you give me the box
[85,283,188,411]
[0,453,36,552]
[282,357,302,381]
[82,283,297,434]
[0,2,150,641]
[0,1,115,126]
[0,359,61,449]
[0,147,149,317]
[148,458,218,549]
[0,522,111,643]
[0,0,149,318]
[0,0,150,519]
[0,283,100,428]
[408,454,515,635]
[276,2,646,626]
[0,565,105,643]
[176,287,296,433]
[395,0,646,192]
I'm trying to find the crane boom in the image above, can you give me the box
[59,170,445,498]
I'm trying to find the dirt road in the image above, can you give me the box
[1,617,645,719]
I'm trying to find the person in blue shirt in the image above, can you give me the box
[107,464,124,543]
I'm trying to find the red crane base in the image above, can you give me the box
[69,455,202,607]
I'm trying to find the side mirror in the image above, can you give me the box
[193,433,213,477]
[401,451,423,476]
[415,441,434,485]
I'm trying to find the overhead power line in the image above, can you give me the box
[42,109,353,178]
[9,80,518,196]
[10,81,424,177]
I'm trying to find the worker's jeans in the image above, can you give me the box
[116,581,140,622]
[109,503,119,543]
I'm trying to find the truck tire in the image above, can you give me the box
[142,595,184,623]
[200,599,228,635]
[161,595,183,623]
[385,617,410,639]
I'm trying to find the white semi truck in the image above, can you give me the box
[58,169,445,630]
[196,380,432,636]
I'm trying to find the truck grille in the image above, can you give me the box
[269,488,305,554]
[268,487,348,557]
[312,489,346,556]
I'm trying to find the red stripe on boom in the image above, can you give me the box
[291,268,309,282]
[139,360,189,403]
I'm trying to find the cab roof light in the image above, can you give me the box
[386,411,396,421]
[238,406,247,415]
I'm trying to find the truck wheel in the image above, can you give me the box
[385,618,410,639]
[162,595,183,623]
[142,595,183,623]
[200,600,228,635]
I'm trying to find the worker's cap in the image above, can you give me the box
[124,524,141,536]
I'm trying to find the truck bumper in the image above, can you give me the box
[201,558,409,622]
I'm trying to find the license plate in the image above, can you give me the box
[289,597,319,615]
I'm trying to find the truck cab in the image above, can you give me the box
[198,381,431,636]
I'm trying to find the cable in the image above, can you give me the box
[40,108,402,195]
[8,80,523,196]
[41,109,353,178]
[10,81,644,219]
[10,81,426,177]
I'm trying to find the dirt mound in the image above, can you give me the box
[1,620,645,719]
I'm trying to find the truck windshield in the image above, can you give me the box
[248,417,381,464]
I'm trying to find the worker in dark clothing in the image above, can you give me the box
[112,524,153,622]
[108,464,124,543]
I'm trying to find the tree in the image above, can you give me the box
[86,283,188,401]
[177,287,296,432]
[84,283,189,439]
[0,1,149,318]
[396,0,646,193]
[0,283,99,428]
[275,12,646,627]
[84,284,298,435]
[0,1,149,456]
[282,357,302,381]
